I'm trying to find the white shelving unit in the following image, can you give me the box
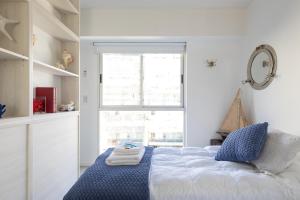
[0,1,30,118]
[33,1,79,42]
[33,60,79,77]
[48,0,79,14]
[0,1,80,199]
[0,47,29,60]
[32,0,80,115]
[0,0,80,118]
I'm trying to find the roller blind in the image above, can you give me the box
[94,42,186,54]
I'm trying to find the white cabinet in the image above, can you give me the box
[0,112,79,200]
[30,116,79,200]
[0,125,27,200]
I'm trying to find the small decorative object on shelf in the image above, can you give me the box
[36,87,57,113]
[55,49,73,71]
[0,104,6,118]
[62,49,73,68]
[33,97,46,113]
[59,101,75,112]
[55,62,65,70]
[0,14,19,41]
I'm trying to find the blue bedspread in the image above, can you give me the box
[64,147,154,200]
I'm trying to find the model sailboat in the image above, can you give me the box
[217,89,248,138]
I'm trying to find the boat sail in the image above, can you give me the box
[218,89,248,137]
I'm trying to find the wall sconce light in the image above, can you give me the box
[241,79,253,85]
[206,59,217,68]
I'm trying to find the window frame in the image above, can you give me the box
[98,52,185,111]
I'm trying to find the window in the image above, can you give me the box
[98,43,185,152]
[102,54,141,106]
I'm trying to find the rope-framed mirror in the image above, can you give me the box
[245,44,277,90]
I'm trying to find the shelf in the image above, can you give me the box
[47,0,79,14]
[0,116,31,128]
[32,111,79,121]
[0,0,29,2]
[0,47,28,60]
[33,1,79,42]
[33,60,79,77]
[0,111,79,128]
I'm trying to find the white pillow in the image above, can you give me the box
[252,130,300,174]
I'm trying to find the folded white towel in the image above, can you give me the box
[106,147,145,166]
[114,144,144,155]
[108,147,145,161]
[105,160,141,166]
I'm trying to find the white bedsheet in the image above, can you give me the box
[149,146,300,200]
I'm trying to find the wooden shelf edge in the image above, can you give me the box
[0,116,31,128]
[0,47,29,60]
[33,60,79,77]
[48,0,79,14]
[0,0,29,2]
[32,111,80,121]
[0,111,80,128]
[33,0,79,42]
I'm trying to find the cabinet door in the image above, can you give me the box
[0,125,27,200]
[31,116,79,200]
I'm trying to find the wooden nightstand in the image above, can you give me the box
[216,130,231,141]
[210,139,223,146]
[210,130,231,146]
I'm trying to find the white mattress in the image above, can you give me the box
[149,146,300,200]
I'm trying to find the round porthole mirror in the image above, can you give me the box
[246,44,277,90]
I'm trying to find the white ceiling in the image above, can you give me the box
[81,0,253,9]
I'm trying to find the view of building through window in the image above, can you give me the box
[99,111,184,152]
[99,52,184,152]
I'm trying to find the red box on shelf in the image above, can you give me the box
[36,87,57,113]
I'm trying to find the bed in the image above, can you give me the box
[150,146,300,200]
[65,146,300,200]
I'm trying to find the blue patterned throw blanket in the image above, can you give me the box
[64,147,154,200]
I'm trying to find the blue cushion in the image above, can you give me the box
[215,122,268,162]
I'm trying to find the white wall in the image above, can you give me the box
[81,8,246,36]
[80,37,244,164]
[80,8,245,165]
[80,2,300,165]
[186,37,243,146]
[242,0,300,135]
[80,41,99,166]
